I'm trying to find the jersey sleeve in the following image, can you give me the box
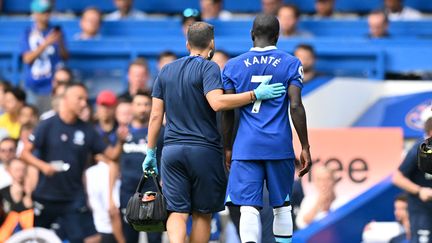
[288,58,304,89]
[203,62,223,95]
[398,142,419,178]
[89,126,108,155]
[222,62,235,91]
[152,74,164,100]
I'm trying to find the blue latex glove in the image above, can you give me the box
[254,81,286,100]
[142,147,158,175]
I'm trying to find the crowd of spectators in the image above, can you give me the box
[0,0,431,242]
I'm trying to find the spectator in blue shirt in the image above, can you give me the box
[105,0,146,20]
[74,7,102,41]
[21,0,68,113]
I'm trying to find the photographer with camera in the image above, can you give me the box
[392,117,432,243]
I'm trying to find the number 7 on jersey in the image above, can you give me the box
[250,75,273,113]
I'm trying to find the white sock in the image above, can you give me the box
[240,206,261,243]
[273,206,293,243]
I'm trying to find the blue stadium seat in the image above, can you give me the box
[3,0,431,14]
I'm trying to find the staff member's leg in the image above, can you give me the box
[161,145,191,243]
[186,145,226,243]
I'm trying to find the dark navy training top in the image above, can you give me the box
[152,56,223,149]
[30,115,107,201]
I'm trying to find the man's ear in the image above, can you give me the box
[251,30,255,42]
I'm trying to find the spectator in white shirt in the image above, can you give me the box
[384,0,422,20]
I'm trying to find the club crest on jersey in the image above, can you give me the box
[298,66,304,82]
[73,130,85,145]
[405,99,432,131]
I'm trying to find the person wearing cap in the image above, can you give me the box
[181,8,202,37]
[95,90,118,144]
[112,90,164,243]
[105,0,146,20]
[21,0,68,113]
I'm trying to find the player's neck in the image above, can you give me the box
[190,49,208,58]
[253,40,276,49]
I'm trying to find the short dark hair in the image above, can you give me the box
[278,4,300,19]
[64,82,88,92]
[158,51,177,61]
[128,58,149,71]
[395,193,408,203]
[295,44,316,57]
[187,22,214,50]
[55,66,74,81]
[22,103,39,117]
[133,90,152,101]
[252,14,280,43]
[424,117,432,134]
[0,80,11,91]
[5,86,26,103]
[0,137,17,147]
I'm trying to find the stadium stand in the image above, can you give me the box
[2,0,432,14]
[0,18,432,85]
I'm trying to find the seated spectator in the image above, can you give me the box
[261,0,283,15]
[294,44,317,83]
[0,81,11,115]
[296,166,345,229]
[18,104,39,127]
[118,58,151,101]
[181,8,202,37]
[105,0,145,20]
[362,194,410,243]
[200,0,232,20]
[0,158,33,242]
[212,50,229,69]
[21,0,68,113]
[157,51,177,72]
[368,10,390,38]
[277,4,312,38]
[52,67,73,89]
[0,87,26,139]
[0,138,17,189]
[390,194,410,242]
[75,7,102,40]
[315,0,334,18]
[384,0,422,20]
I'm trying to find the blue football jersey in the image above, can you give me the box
[222,46,303,160]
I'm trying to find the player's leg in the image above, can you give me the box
[190,212,212,243]
[226,160,265,243]
[161,145,193,243]
[265,159,295,243]
[186,145,226,242]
